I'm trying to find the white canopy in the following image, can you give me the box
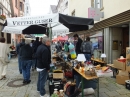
[2,23,70,36]
[6,14,59,26]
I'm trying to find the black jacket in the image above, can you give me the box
[75,38,83,54]
[19,44,33,61]
[36,44,51,70]
[32,40,41,53]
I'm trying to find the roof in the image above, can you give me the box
[50,5,58,13]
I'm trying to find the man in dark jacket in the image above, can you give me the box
[32,37,41,69]
[80,36,93,62]
[16,39,25,74]
[36,37,51,97]
[73,34,83,55]
[19,39,33,84]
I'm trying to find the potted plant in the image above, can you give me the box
[51,94,58,97]
[0,14,6,20]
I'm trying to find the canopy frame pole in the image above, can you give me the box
[48,24,53,58]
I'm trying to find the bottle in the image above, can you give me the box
[59,90,64,97]
[54,88,58,94]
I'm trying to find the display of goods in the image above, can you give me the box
[102,66,109,72]
[53,70,63,73]
[118,58,126,62]
[126,61,130,66]
[71,54,76,59]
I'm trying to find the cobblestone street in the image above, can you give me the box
[0,58,130,97]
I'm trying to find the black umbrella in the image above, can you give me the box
[22,24,47,34]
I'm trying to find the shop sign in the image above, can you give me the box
[88,8,104,21]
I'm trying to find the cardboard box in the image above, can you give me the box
[53,73,64,79]
[116,75,129,85]
[118,70,129,76]
[113,60,126,70]
[126,60,130,71]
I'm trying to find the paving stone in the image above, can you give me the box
[105,91,120,96]
[99,83,107,88]
[107,85,120,91]
[99,88,110,93]
[99,92,109,97]
[126,93,130,97]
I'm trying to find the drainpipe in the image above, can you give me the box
[129,23,130,46]
[109,28,112,64]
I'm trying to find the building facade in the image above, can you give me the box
[9,0,25,46]
[24,0,31,16]
[68,0,130,63]
[49,5,57,14]
[57,0,68,15]
[0,0,12,45]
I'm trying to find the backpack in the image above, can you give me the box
[81,41,91,53]
[64,81,76,96]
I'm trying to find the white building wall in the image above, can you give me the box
[101,0,130,20]
[69,0,91,17]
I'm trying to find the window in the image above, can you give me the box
[0,7,3,15]
[20,2,22,11]
[7,33,11,44]
[66,1,68,7]
[71,10,75,16]
[15,0,17,8]
[92,0,103,9]
[1,32,4,37]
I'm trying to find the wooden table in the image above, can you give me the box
[91,58,106,66]
[74,68,99,97]
[107,64,119,78]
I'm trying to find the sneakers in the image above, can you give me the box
[40,94,49,97]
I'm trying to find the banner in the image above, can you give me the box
[7,14,59,26]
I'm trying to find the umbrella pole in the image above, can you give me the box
[48,24,52,58]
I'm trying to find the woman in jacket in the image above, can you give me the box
[0,37,10,80]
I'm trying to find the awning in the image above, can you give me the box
[3,13,94,34]
[86,9,130,33]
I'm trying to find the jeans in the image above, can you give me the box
[18,55,22,73]
[84,54,91,62]
[21,60,32,81]
[37,69,48,96]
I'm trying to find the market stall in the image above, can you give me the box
[2,13,97,97]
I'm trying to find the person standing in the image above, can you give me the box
[80,37,93,62]
[36,37,51,97]
[0,37,10,80]
[19,39,33,84]
[32,37,41,69]
[56,41,62,53]
[73,34,83,55]
[16,39,25,74]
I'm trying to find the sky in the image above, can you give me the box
[29,0,58,16]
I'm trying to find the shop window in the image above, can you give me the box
[71,10,75,16]
[7,33,11,44]
[0,7,3,15]
[20,2,22,11]
[65,1,68,7]
[1,32,4,37]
